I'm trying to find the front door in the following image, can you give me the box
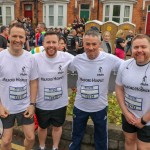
[80,4,90,22]
[24,4,32,22]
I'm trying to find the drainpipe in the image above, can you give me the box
[97,0,100,20]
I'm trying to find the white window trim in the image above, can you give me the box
[103,3,133,23]
[43,3,67,28]
[0,4,14,25]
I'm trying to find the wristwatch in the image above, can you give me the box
[30,102,36,107]
[141,117,147,125]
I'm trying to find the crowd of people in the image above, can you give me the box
[0,18,150,150]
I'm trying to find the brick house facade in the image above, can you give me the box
[0,0,150,34]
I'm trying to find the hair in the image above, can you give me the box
[116,29,124,38]
[84,29,101,41]
[59,36,66,44]
[132,34,150,44]
[9,22,25,34]
[38,22,46,30]
[0,26,7,33]
[102,31,111,38]
[44,31,59,40]
[59,36,67,52]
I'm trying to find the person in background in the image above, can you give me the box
[100,31,112,54]
[69,29,123,150]
[115,29,127,59]
[0,22,38,150]
[77,31,84,54]
[125,30,134,56]
[116,34,150,150]
[66,29,79,56]
[37,23,46,46]
[58,36,67,52]
[34,31,74,150]
[0,26,9,51]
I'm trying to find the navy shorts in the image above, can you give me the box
[1,111,34,129]
[122,114,150,142]
[35,106,66,129]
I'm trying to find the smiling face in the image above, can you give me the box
[132,37,150,65]
[9,26,26,55]
[43,34,59,58]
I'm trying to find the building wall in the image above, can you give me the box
[13,0,149,34]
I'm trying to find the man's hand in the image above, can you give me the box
[0,105,9,118]
[24,105,35,119]
[124,111,137,125]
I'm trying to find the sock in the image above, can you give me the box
[53,146,58,150]
[40,145,45,150]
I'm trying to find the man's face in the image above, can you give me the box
[9,26,26,52]
[4,27,9,37]
[83,35,100,60]
[43,34,59,58]
[132,38,150,65]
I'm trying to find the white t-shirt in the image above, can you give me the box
[70,51,123,112]
[116,59,150,125]
[34,51,74,110]
[0,49,38,114]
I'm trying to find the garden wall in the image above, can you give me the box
[14,116,125,150]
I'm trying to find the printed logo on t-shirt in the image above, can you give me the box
[125,93,143,111]
[80,85,99,99]
[44,87,62,101]
[58,65,64,74]
[141,76,148,86]
[9,85,27,100]
[97,67,104,76]
[20,66,27,76]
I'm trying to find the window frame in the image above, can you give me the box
[103,3,133,23]
[43,3,67,28]
[0,4,14,26]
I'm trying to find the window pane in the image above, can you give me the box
[105,5,110,16]
[58,16,63,26]
[44,6,46,16]
[105,17,109,22]
[0,16,2,25]
[148,5,150,11]
[112,17,120,23]
[6,7,11,15]
[113,5,120,16]
[25,5,32,11]
[124,6,130,17]
[58,6,63,15]
[6,16,11,25]
[49,5,54,15]
[49,16,54,26]
[0,7,2,15]
[123,18,129,22]
[81,4,89,9]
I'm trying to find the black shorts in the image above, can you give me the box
[1,111,34,129]
[122,114,150,142]
[35,106,66,129]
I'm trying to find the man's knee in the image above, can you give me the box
[25,133,35,142]
[1,137,12,147]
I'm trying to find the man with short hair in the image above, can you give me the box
[116,34,150,150]
[0,26,9,51]
[69,29,123,150]
[0,22,38,150]
[34,31,74,150]
[37,23,46,46]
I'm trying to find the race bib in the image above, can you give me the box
[80,85,99,99]
[9,85,27,100]
[125,94,143,111]
[44,87,62,101]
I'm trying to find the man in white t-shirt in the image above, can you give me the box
[34,31,74,150]
[0,22,38,150]
[116,34,150,150]
[69,29,123,150]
